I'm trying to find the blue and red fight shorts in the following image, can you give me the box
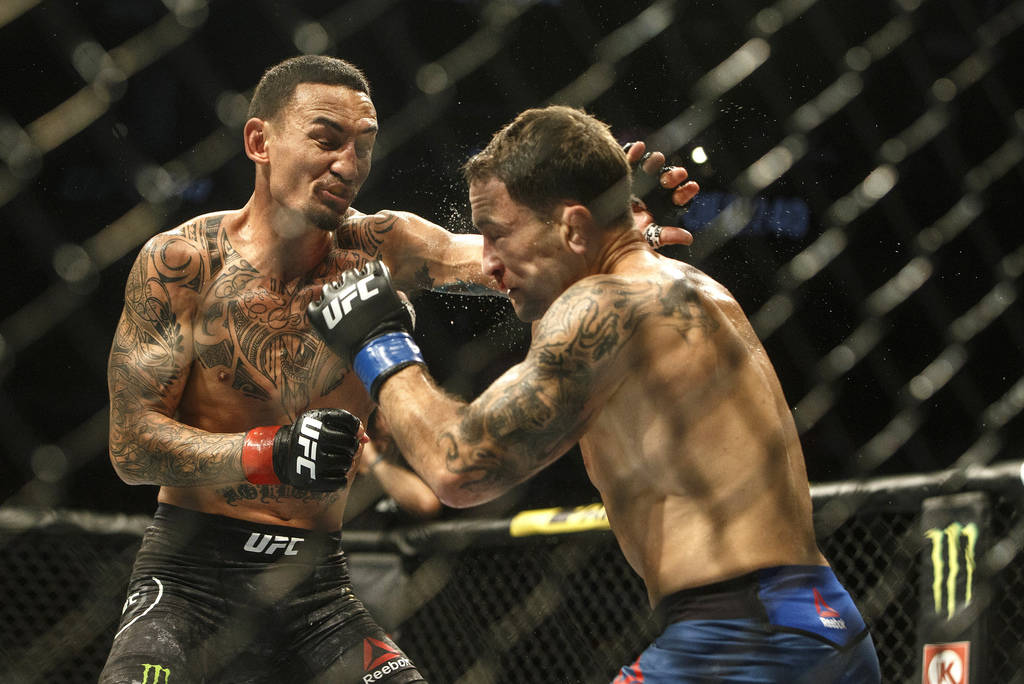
[613,565,880,683]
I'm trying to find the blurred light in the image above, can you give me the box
[31,444,68,483]
[215,91,249,127]
[69,41,128,102]
[950,281,1015,343]
[861,164,898,200]
[793,385,835,433]
[163,0,209,28]
[789,228,846,282]
[71,41,110,82]
[690,146,707,164]
[982,376,1024,429]
[744,135,806,191]
[879,138,907,163]
[752,8,783,35]
[931,77,957,102]
[417,63,450,95]
[52,243,96,285]
[294,21,330,54]
[790,73,862,133]
[750,291,793,338]
[0,0,41,30]
[0,119,41,179]
[866,257,932,317]
[909,347,967,401]
[135,165,177,203]
[844,46,871,71]
[693,38,769,101]
[830,196,858,224]
[824,345,857,376]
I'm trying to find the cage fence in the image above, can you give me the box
[2,464,1024,682]
[1,0,1023,682]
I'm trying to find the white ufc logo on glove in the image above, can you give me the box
[322,273,379,329]
[295,416,323,478]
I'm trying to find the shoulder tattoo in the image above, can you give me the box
[438,275,717,493]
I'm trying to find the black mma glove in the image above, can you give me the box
[623,142,682,227]
[242,408,361,491]
[308,260,425,401]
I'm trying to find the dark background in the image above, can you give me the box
[1,0,1022,519]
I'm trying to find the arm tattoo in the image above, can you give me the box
[215,483,341,507]
[109,226,242,485]
[439,275,717,495]
[335,211,395,257]
[411,262,495,295]
[108,216,359,488]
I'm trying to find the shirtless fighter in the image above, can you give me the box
[310,106,882,682]
[100,55,694,683]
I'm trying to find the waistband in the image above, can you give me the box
[148,503,343,565]
[654,571,767,629]
[654,565,869,648]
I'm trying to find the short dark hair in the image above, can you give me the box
[462,106,632,227]
[248,55,371,121]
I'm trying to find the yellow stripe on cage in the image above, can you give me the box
[509,503,610,537]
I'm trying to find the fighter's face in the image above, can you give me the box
[262,83,377,232]
[470,177,577,322]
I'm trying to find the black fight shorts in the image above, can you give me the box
[99,503,426,684]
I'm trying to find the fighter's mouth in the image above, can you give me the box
[318,185,351,205]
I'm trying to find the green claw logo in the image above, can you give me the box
[140,663,170,683]
[924,522,978,620]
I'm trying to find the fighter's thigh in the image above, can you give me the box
[615,619,846,683]
[304,614,427,684]
[99,575,216,684]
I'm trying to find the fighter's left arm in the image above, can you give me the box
[375,276,646,507]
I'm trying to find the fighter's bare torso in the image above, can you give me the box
[108,203,464,529]
[138,210,378,527]
[575,253,826,605]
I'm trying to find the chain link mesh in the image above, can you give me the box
[1,0,1023,682]
[1,484,1022,682]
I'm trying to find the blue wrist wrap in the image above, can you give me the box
[354,332,425,400]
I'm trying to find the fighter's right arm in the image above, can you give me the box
[106,232,245,486]
[108,233,364,490]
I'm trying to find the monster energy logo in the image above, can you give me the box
[140,663,170,683]
[924,522,978,620]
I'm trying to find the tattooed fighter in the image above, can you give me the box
[312,107,881,683]
[101,55,695,683]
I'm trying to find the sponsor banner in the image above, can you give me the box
[922,642,969,684]
[509,504,609,537]
[918,493,989,684]
[140,663,171,683]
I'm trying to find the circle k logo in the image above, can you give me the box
[923,641,969,684]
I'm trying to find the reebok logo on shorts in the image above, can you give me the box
[362,637,412,682]
[813,587,847,630]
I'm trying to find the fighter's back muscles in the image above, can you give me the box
[378,265,712,507]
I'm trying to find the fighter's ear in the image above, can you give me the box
[244,118,269,163]
[559,203,592,256]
